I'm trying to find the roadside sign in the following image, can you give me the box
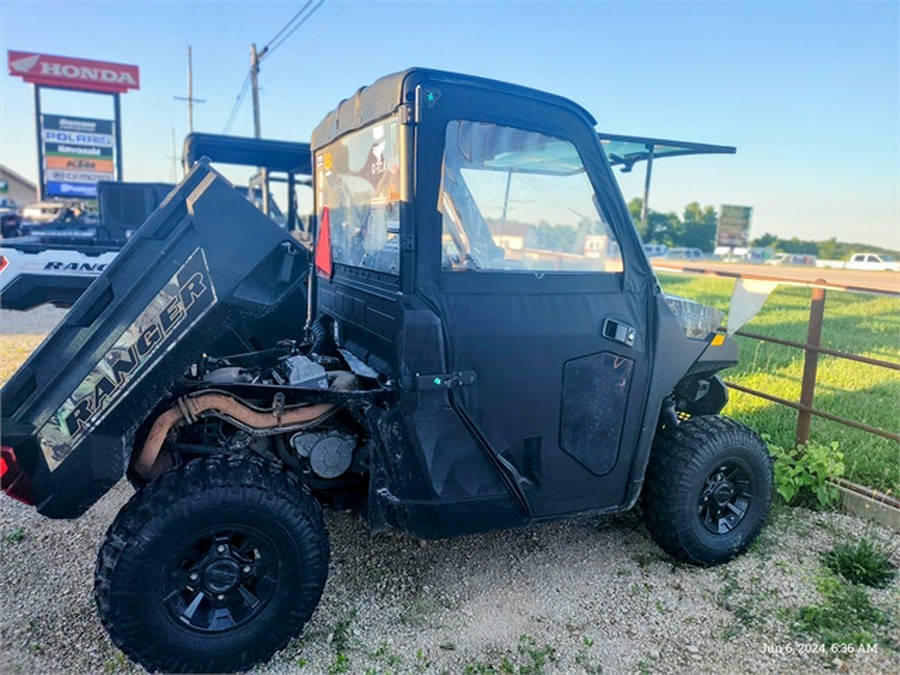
[7,51,139,94]
[717,205,752,247]
[41,114,116,197]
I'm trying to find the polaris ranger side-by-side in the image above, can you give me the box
[0,69,772,674]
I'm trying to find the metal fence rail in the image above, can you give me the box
[659,266,900,446]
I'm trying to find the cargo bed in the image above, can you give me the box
[1,162,309,517]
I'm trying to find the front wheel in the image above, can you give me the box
[641,415,773,566]
[95,455,329,673]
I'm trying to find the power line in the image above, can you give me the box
[262,0,314,52]
[222,73,250,134]
[264,0,325,59]
[222,0,326,135]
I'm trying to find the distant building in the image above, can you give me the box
[0,165,38,206]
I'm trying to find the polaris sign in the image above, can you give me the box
[41,115,117,198]
[7,51,140,94]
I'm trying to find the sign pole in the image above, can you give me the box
[113,92,123,181]
[34,85,46,200]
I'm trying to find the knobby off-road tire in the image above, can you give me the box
[95,455,329,673]
[641,415,773,566]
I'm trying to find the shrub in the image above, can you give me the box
[824,538,896,589]
[770,439,844,509]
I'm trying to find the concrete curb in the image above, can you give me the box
[833,479,900,532]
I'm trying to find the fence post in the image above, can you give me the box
[796,282,827,446]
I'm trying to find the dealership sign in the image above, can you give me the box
[8,51,139,94]
[41,115,116,197]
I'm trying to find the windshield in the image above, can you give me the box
[440,120,621,273]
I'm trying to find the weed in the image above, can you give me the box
[574,634,601,673]
[327,609,357,675]
[463,635,556,674]
[824,538,896,588]
[328,651,350,675]
[330,609,356,653]
[794,572,890,647]
[715,570,773,636]
[373,641,402,669]
[415,647,432,672]
[631,552,655,570]
[770,440,844,508]
[102,652,127,674]
[3,527,26,544]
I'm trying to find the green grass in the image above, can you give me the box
[658,273,900,494]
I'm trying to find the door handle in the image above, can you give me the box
[602,318,636,347]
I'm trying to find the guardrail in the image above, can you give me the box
[656,264,900,446]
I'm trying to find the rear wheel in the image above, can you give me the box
[95,455,329,673]
[641,415,772,565]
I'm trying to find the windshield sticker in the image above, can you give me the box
[37,248,217,472]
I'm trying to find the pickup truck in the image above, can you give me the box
[845,252,900,272]
[0,135,315,311]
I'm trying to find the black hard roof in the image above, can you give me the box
[182,133,311,174]
[311,68,597,149]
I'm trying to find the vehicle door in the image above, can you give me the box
[413,84,657,518]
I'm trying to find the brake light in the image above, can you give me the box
[0,446,36,506]
[0,255,7,273]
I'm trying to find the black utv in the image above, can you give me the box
[0,69,772,673]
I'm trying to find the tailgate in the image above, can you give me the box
[1,162,309,517]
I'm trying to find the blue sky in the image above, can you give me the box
[1,0,897,249]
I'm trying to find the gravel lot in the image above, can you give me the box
[1,307,897,674]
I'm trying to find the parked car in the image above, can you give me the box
[0,197,21,238]
[20,200,80,224]
[765,253,817,266]
[845,253,900,272]
[642,243,668,258]
[666,247,706,261]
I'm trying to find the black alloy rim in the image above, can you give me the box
[162,528,279,633]
[697,459,753,534]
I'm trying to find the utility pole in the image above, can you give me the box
[169,128,177,181]
[250,43,263,138]
[249,43,269,213]
[174,46,205,133]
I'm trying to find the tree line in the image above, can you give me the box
[629,198,898,258]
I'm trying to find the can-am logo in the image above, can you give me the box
[7,51,140,94]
